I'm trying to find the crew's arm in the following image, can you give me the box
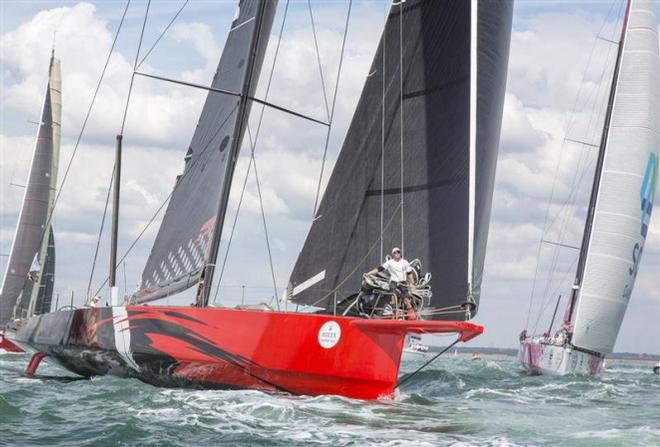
[366,266,385,276]
[407,271,416,290]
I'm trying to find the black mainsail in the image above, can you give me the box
[135,0,278,303]
[288,0,513,318]
[0,55,61,324]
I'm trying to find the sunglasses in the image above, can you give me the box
[393,251,401,254]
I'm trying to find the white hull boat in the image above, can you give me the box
[518,337,604,376]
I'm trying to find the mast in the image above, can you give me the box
[199,1,270,307]
[568,0,631,322]
[109,134,122,305]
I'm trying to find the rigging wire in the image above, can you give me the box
[246,124,280,309]
[120,0,151,135]
[89,0,189,299]
[524,0,621,329]
[86,166,114,299]
[311,0,353,217]
[136,0,189,70]
[91,103,240,297]
[534,4,622,325]
[535,51,616,323]
[212,0,290,305]
[307,0,330,122]
[395,338,461,389]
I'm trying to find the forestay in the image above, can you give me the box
[288,0,512,318]
[0,55,61,324]
[135,0,277,303]
[572,0,659,354]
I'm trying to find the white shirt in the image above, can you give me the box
[381,258,412,282]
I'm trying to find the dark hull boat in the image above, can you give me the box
[10,0,512,400]
[14,307,481,399]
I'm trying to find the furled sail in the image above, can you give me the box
[0,54,61,324]
[135,0,278,303]
[288,0,513,318]
[571,0,659,354]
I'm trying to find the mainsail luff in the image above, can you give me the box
[571,0,659,354]
[0,54,61,324]
[288,0,512,318]
[135,0,277,304]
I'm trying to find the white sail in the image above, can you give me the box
[572,0,659,354]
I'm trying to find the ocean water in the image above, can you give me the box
[1,353,658,446]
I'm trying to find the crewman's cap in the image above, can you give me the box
[391,247,401,254]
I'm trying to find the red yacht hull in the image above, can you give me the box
[12,306,482,399]
[0,329,23,353]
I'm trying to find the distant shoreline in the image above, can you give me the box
[430,346,660,362]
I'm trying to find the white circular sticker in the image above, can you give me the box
[318,321,341,349]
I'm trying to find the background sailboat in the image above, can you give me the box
[12,0,511,399]
[519,0,659,376]
[0,53,61,353]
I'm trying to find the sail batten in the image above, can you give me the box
[135,0,278,304]
[572,0,659,354]
[288,0,512,318]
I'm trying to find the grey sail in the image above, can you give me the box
[288,0,512,318]
[0,55,61,324]
[135,0,278,303]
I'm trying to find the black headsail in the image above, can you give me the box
[135,1,278,303]
[288,0,512,319]
[22,228,56,316]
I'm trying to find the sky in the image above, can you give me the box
[0,0,658,354]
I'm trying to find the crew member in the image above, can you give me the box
[366,247,417,319]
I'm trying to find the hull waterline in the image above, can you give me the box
[12,306,482,400]
[518,338,604,376]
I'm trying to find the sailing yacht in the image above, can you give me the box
[0,53,61,353]
[9,0,512,399]
[402,334,430,360]
[519,0,659,376]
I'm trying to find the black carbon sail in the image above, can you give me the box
[288,0,512,319]
[135,0,278,303]
[0,55,61,324]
